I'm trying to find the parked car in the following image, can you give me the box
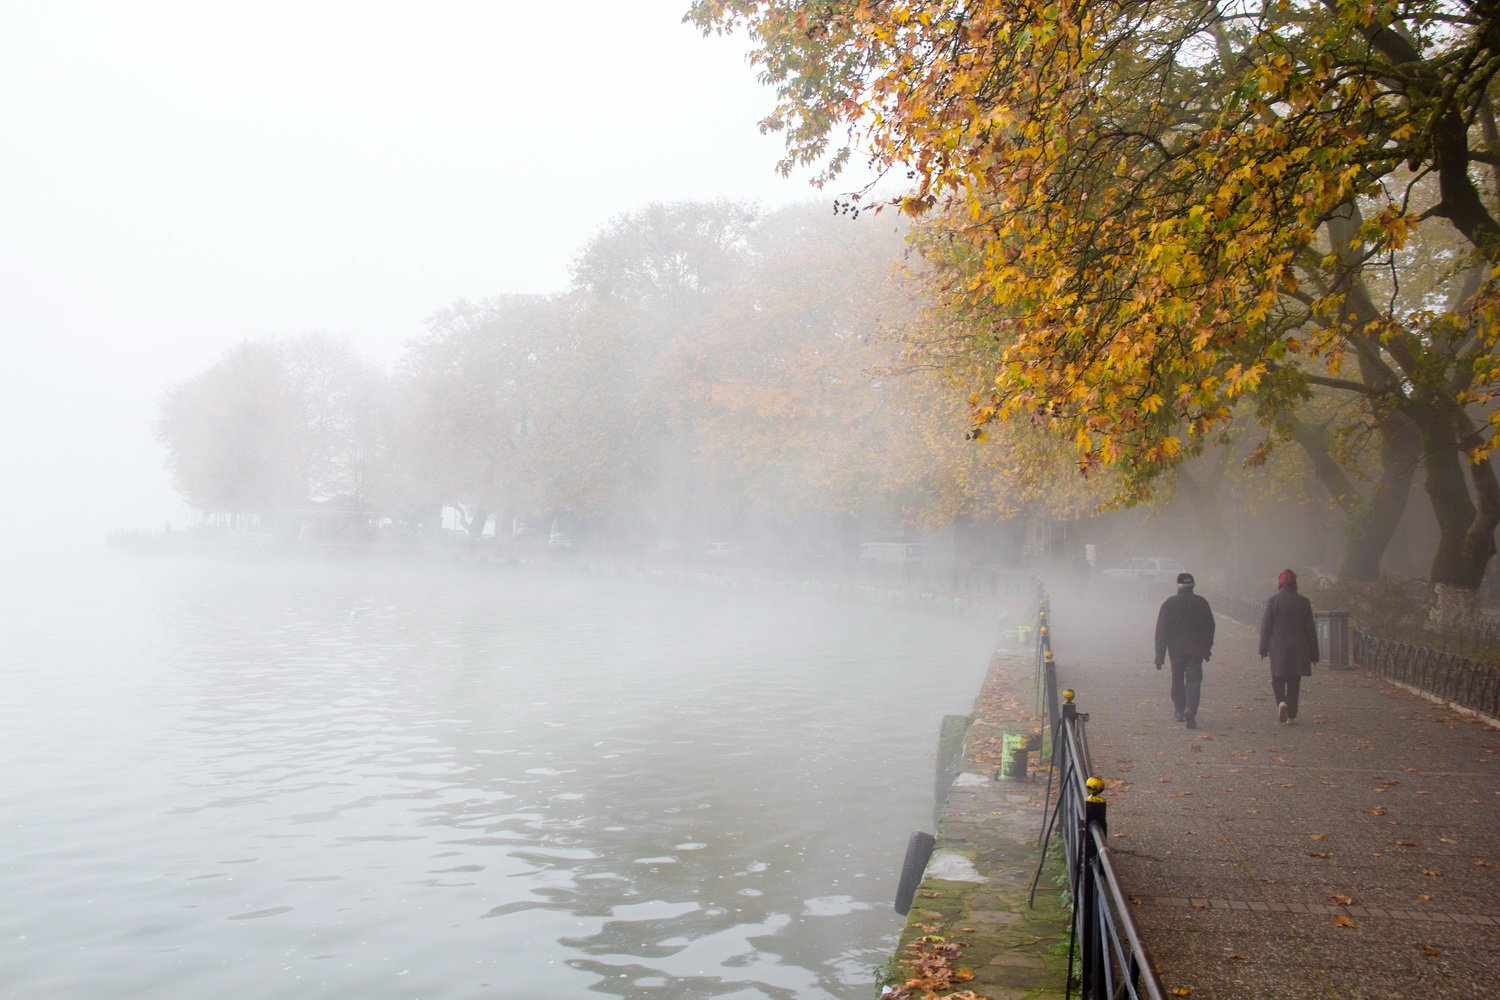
[859,541,926,568]
[1100,556,1187,586]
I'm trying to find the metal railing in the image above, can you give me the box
[1352,626,1500,718]
[1031,592,1165,1000]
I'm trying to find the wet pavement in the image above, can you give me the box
[1044,584,1500,999]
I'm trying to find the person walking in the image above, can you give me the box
[1259,568,1320,723]
[1154,572,1215,729]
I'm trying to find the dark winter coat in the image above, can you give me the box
[1155,589,1215,664]
[1259,584,1319,678]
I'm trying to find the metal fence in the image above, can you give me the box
[1352,626,1500,718]
[1032,592,1165,1000]
[1217,592,1500,716]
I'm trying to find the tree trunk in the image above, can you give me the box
[1173,452,1229,571]
[1414,404,1500,629]
[1344,413,1422,581]
[1288,414,1418,582]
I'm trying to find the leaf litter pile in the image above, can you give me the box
[882,924,983,1000]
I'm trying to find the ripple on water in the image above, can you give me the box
[1,556,1002,999]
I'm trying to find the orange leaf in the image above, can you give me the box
[1330,914,1356,928]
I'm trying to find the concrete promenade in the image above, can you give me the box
[1044,584,1500,999]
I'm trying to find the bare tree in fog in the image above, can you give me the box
[156,334,387,523]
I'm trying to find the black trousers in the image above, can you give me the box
[1169,652,1203,719]
[1271,675,1303,719]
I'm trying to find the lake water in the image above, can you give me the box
[0,549,1001,999]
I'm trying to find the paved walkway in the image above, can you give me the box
[1043,584,1499,1000]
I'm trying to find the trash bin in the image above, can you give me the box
[1315,610,1351,669]
[999,732,1029,780]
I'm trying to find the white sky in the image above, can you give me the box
[0,1,866,539]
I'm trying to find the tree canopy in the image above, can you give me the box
[691,0,1500,599]
[157,202,1021,550]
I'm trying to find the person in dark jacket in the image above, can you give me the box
[1154,572,1215,729]
[1259,568,1320,723]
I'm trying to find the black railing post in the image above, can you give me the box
[1081,776,1107,999]
[1043,650,1060,737]
[1035,596,1051,714]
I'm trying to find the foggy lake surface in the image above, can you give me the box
[1,549,1001,999]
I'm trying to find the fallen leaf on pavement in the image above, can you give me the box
[1422,869,1445,877]
[1329,894,1354,906]
[1331,914,1356,928]
[1422,944,1441,957]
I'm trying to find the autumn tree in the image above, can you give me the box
[393,295,575,537]
[566,200,764,538]
[692,0,1500,617]
[673,205,924,529]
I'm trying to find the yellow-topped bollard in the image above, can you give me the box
[1062,688,1075,704]
[1086,776,1105,802]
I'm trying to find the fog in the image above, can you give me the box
[0,5,1461,998]
[2,3,1430,588]
[1,1,869,552]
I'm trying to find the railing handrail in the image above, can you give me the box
[1031,587,1166,1000]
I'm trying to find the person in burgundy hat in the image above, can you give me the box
[1259,568,1320,723]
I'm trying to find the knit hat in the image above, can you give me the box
[1278,569,1297,587]
[1176,572,1194,588]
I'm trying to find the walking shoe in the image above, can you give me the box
[1277,701,1289,724]
[1174,711,1185,723]
[1185,716,1197,730]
